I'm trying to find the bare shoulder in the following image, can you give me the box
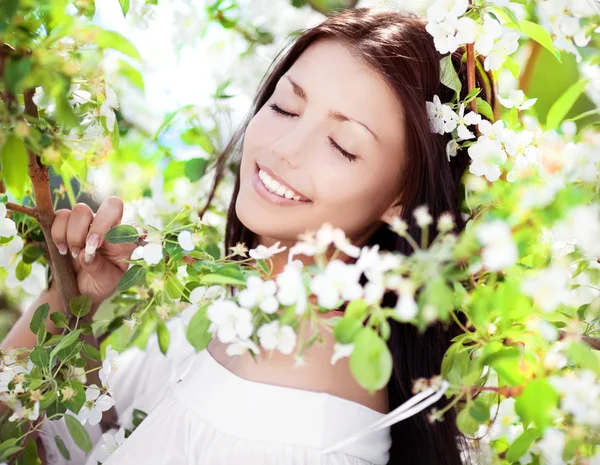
[206,317,389,414]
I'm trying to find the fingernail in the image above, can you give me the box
[71,247,80,259]
[86,233,100,255]
[84,252,95,264]
[57,243,68,255]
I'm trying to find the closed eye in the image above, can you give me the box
[268,103,358,162]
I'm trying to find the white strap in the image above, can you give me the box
[318,380,450,455]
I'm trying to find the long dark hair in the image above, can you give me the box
[203,7,496,465]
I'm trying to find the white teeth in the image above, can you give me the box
[258,169,303,201]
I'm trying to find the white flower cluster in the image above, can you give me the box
[0,356,39,423]
[536,0,599,61]
[550,370,600,426]
[425,0,520,71]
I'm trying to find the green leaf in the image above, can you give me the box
[117,265,146,291]
[39,390,57,410]
[510,19,560,61]
[546,79,589,130]
[95,29,140,61]
[69,295,92,318]
[55,341,83,364]
[30,346,49,368]
[333,316,363,344]
[22,245,46,264]
[104,224,140,244]
[117,59,144,90]
[199,273,246,286]
[345,299,368,320]
[439,55,461,97]
[0,0,19,33]
[0,135,29,199]
[4,56,32,93]
[184,158,208,182]
[157,321,170,355]
[54,435,71,461]
[15,260,32,281]
[503,55,521,79]
[0,438,21,461]
[17,438,40,465]
[469,399,490,422]
[457,408,480,435]
[476,98,495,121]
[50,312,69,329]
[64,414,92,453]
[507,428,541,462]
[82,343,101,362]
[186,304,211,352]
[50,330,82,364]
[165,275,184,299]
[515,379,559,433]
[349,328,392,393]
[30,303,50,335]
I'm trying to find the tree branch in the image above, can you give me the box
[5,202,38,219]
[22,88,119,433]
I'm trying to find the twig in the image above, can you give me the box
[6,202,38,219]
[559,331,600,351]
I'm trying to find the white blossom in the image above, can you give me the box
[256,321,297,355]
[533,428,566,465]
[551,204,600,259]
[289,223,360,260]
[181,285,224,325]
[177,230,195,252]
[475,220,518,271]
[249,241,286,260]
[131,230,164,266]
[99,345,119,395]
[468,137,507,182]
[426,95,458,135]
[95,426,126,463]
[414,205,433,228]
[238,275,279,314]
[276,260,308,315]
[498,89,537,110]
[207,300,253,343]
[0,203,18,238]
[394,294,419,321]
[455,103,482,141]
[425,15,478,55]
[330,343,355,365]
[310,260,363,309]
[0,235,23,268]
[426,0,469,23]
[225,338,260,356]
[100,84,119,132]
[550,370,600,426]
[4,261,47,295]
[77,385,115,426]
[522,264,570,312]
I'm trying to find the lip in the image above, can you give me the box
[252,163,312,206]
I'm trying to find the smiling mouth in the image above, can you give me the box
[255,164,311,202]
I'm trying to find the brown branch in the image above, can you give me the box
[5,201,38,219]
[466,0,477,114]
[559,331,600,351]
[518,41,541,95]
[22,89,119,433]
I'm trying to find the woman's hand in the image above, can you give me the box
[50,196,137,309]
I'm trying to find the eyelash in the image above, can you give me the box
[268,103,358,162]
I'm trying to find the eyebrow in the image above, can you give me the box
[283,75,379,142]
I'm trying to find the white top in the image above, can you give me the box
[40,318,447,465]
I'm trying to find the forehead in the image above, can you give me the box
[282,39,405,148]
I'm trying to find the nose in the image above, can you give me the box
[270,122,312,169]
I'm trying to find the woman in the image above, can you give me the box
[2,7,494,465]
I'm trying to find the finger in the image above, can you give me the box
[66,203,94,259]
[85,196,124,258]
[51,210,70,256]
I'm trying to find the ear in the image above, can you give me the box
[380,201,403,226]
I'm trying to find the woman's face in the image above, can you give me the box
[236,39,406,247]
